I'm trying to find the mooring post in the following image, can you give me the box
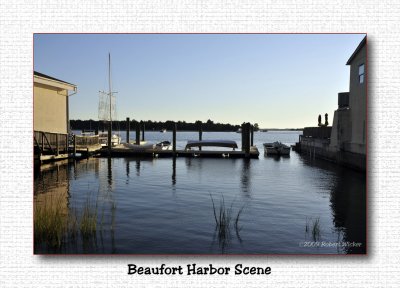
[199,121,202,151]
[55,134,59,156]
[241,123,245,150]
[250,124,254,146]
[73,135,76,158]
[108,122,112,153]
[141,121,145,141]
[126,117,130,144]
[41,132,44,152]
[136,122,140,145]
[172,122,177,155]
[245,122,250,157]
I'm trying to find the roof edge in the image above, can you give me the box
[346,36,367,65]
[34,71,76,87]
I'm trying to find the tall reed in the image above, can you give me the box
[210,194,245,250]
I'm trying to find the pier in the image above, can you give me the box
[38,120,261,163]
[104,146,260,159]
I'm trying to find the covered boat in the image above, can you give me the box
[185,140,238,150]
[263,142,290,156]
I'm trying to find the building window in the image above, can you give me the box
[359,64,365,84]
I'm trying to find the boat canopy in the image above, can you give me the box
[185,140,238,150]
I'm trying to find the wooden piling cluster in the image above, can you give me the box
[125,118,147,145]
[109,118,258,159]
[126,117,130,143]
[241,122,254,157]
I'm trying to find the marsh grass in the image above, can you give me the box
[305,217,321,242]
[79,199,98,239]
[34,197,67,249]
[210,194,245,250]
[34,191,115,252]
[311,217,321,241]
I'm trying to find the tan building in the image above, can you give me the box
[330,37,367,157]
[299,36,366,171]
[34,71,77,161]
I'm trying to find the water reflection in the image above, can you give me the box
[172,157,176,186]
[240,158,251,197]
[34,158,117,254]
[298,154,366,254]
[35,148,366,254]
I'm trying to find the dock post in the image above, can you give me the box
[126,117,130,144]
[73,135,76,158]
[241,123,246,151]
[136,122,140,145]
[108,122,112,154]
[245,123,250,157]
[56,134,59,156]
[250,124,254,146]
[141,121,145,141]
[198,121,202,151]
[172,122,177,155]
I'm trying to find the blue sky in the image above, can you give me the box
[34,33,365,128]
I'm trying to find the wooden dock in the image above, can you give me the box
[101,145,260,159]
[35,120,260,163]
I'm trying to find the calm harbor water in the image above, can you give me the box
[34,131,366,254]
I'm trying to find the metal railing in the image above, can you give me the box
[34,131,68,155]
[74,134,100,146]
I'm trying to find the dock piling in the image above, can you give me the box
[242,122,250,157]
[199,121,202,151]
[172,122,177,155]
[135,123,140,145]
[56,134,59,156]
[241,123,245,150]
[73,135,76,158]
[107,122,112,153]
[250,124,254,146]
[126,117,130,144]
[141,121,145,141]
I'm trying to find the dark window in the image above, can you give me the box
[359,64,365,84]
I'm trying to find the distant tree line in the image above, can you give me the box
[69,119,260,132]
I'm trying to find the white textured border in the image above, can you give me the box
[0,1,398,287]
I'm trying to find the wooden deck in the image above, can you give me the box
[102,145,260,159]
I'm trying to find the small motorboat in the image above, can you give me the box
[98,132,121,147]
[263,141,290,156]
[160,129,167,133]
[155,141,172,150]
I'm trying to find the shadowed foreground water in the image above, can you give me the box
[34,131,366,254]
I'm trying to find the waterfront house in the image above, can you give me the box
[34,71,77,162]
[298,37,366,171]
[330,37,367,155]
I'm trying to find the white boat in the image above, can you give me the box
[98,132,121,147]
[263,142,290,156]
[160,129,167,133]
[121,142,154,151]
[185,140,238,150]
[155,140,172,150]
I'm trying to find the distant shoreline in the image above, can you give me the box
[70,119,303,132]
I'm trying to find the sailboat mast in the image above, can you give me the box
[107,53,112,151]
[109,53,112,126]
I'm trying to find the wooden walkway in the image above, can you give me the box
[102,146,260,159]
